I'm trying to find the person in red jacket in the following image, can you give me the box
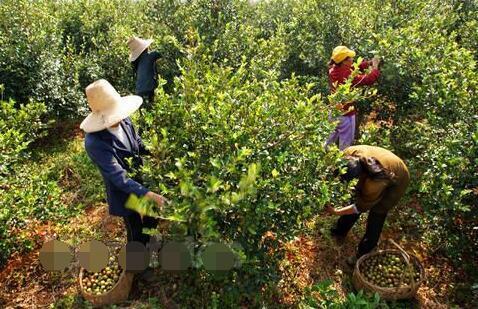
[325,46,380,150]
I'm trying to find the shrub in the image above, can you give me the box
[0,95,51,264]
[0,0,87,118]
[140,53,351,273]
[0,137,104,266]
[0,98,48,176]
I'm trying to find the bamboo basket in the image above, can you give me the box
[352,239,425,300]
[79,267,134,307]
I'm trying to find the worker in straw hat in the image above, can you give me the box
[325,46,381,150]
[127,36,161,108]
[80,79,168,279]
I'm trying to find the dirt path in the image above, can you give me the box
[275,213,469,308]
[0,208,470,308]
[0,204,122,308]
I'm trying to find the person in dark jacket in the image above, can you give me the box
[325,46,381,150]
[326,145,410,265]
[127,36,160,108]
[80,79,167,249]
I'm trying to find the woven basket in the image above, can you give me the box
[79,267,134,307]
[352,239,425,300]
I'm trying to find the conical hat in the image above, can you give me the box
[80,79,142,133]
[127,36,153,62]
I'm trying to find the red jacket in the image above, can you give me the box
[328,60,380,116]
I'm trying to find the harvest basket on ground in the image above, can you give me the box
[78,242,134,307]
[79,266,134,306]
[352,239,425,300]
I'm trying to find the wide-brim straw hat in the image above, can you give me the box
[127,36,153,62]
[80,79,142,133]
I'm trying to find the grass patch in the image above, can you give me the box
[0,132,103,265]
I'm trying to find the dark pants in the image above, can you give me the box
[137,92,154,135]
[138,92,154,109]
[355,110,364,140]
[331,211,387,257]
[123,212,159,246]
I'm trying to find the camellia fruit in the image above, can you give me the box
[82,250,123,295]
[359,253,420,288]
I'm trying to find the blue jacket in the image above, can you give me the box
[84,118,150,217]
[134,51,160,95]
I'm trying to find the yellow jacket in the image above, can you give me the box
[344,145,410,214]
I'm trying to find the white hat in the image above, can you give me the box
[80,79,142,133]
[127,36,153,62]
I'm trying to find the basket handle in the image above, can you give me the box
[387,239,418,289]
[388,239,410,263]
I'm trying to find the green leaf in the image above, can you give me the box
[142,227,159,236]
[125,194,161,218]
[247,226,256,235]
[271,169,279,178]
[207,176,222,193]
